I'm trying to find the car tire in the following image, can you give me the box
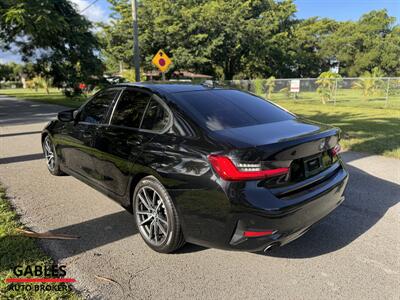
[42,135,64,176]
[133,176,185,253]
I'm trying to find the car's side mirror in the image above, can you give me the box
[57,110,75,122]
[73,110,79,121]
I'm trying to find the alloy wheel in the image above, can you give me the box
[43,136,55,171]
[135,186,169,246]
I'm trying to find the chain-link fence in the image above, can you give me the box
[224,77,400,109]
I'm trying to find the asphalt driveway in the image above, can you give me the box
[0,95,399,299]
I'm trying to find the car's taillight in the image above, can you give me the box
[207,155,289,181]
[331,144,341,157]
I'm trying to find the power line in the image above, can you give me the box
[80,0,100,13]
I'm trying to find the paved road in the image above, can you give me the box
[0,95,399,299]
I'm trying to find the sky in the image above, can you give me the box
[1,0,399,64]
[294,0,399,21]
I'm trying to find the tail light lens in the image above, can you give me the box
[208,155,289,181]
[331,144,341,157]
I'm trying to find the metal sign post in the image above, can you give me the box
[385,78,390,108]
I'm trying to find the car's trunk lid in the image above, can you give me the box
[210,118,338,151]
[209,118,341,190]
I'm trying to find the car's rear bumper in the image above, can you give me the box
[229,168,347,252]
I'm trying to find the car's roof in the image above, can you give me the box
[114,82,220,94]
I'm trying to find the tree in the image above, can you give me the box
[0,64,12,81]
[321,10,400,76]
[101,0,298,79]
[0,0,104,87]
[100,2,399,79]
[233,0,297,79]
[289,18,338,77]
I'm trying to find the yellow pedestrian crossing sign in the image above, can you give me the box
[152,49,172,73]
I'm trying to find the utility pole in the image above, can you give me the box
[131,0,140,82]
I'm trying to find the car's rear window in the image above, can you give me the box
[172,89,294,131]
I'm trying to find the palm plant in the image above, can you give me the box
[265,76,276,99]
[316,71,342,104]
[352,67,385,98]
[253,78,266,96]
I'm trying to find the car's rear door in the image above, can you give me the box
[60,88,121,181]
[91,88,156,197]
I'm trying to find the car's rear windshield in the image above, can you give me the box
[172,89,295,131]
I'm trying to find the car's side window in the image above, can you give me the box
[141,98,171,132]
[79,89,119,124]
[111,89,151,128]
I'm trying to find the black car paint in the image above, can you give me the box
[42,83,348,252]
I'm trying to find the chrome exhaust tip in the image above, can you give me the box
[263,242,280,253]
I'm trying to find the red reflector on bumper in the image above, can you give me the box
[243,230,275,237]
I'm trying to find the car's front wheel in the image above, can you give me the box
[42,135,64,176]
[133,176,185,253]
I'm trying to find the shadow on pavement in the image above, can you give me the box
[174,243,207,254]
[0,130,42,138]
[45,211,138,259]
[264,164,399,258]
[0,96,62,126]
[45,210,205,259]
[0,153,44,164]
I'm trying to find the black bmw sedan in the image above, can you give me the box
[42,83,348,253]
